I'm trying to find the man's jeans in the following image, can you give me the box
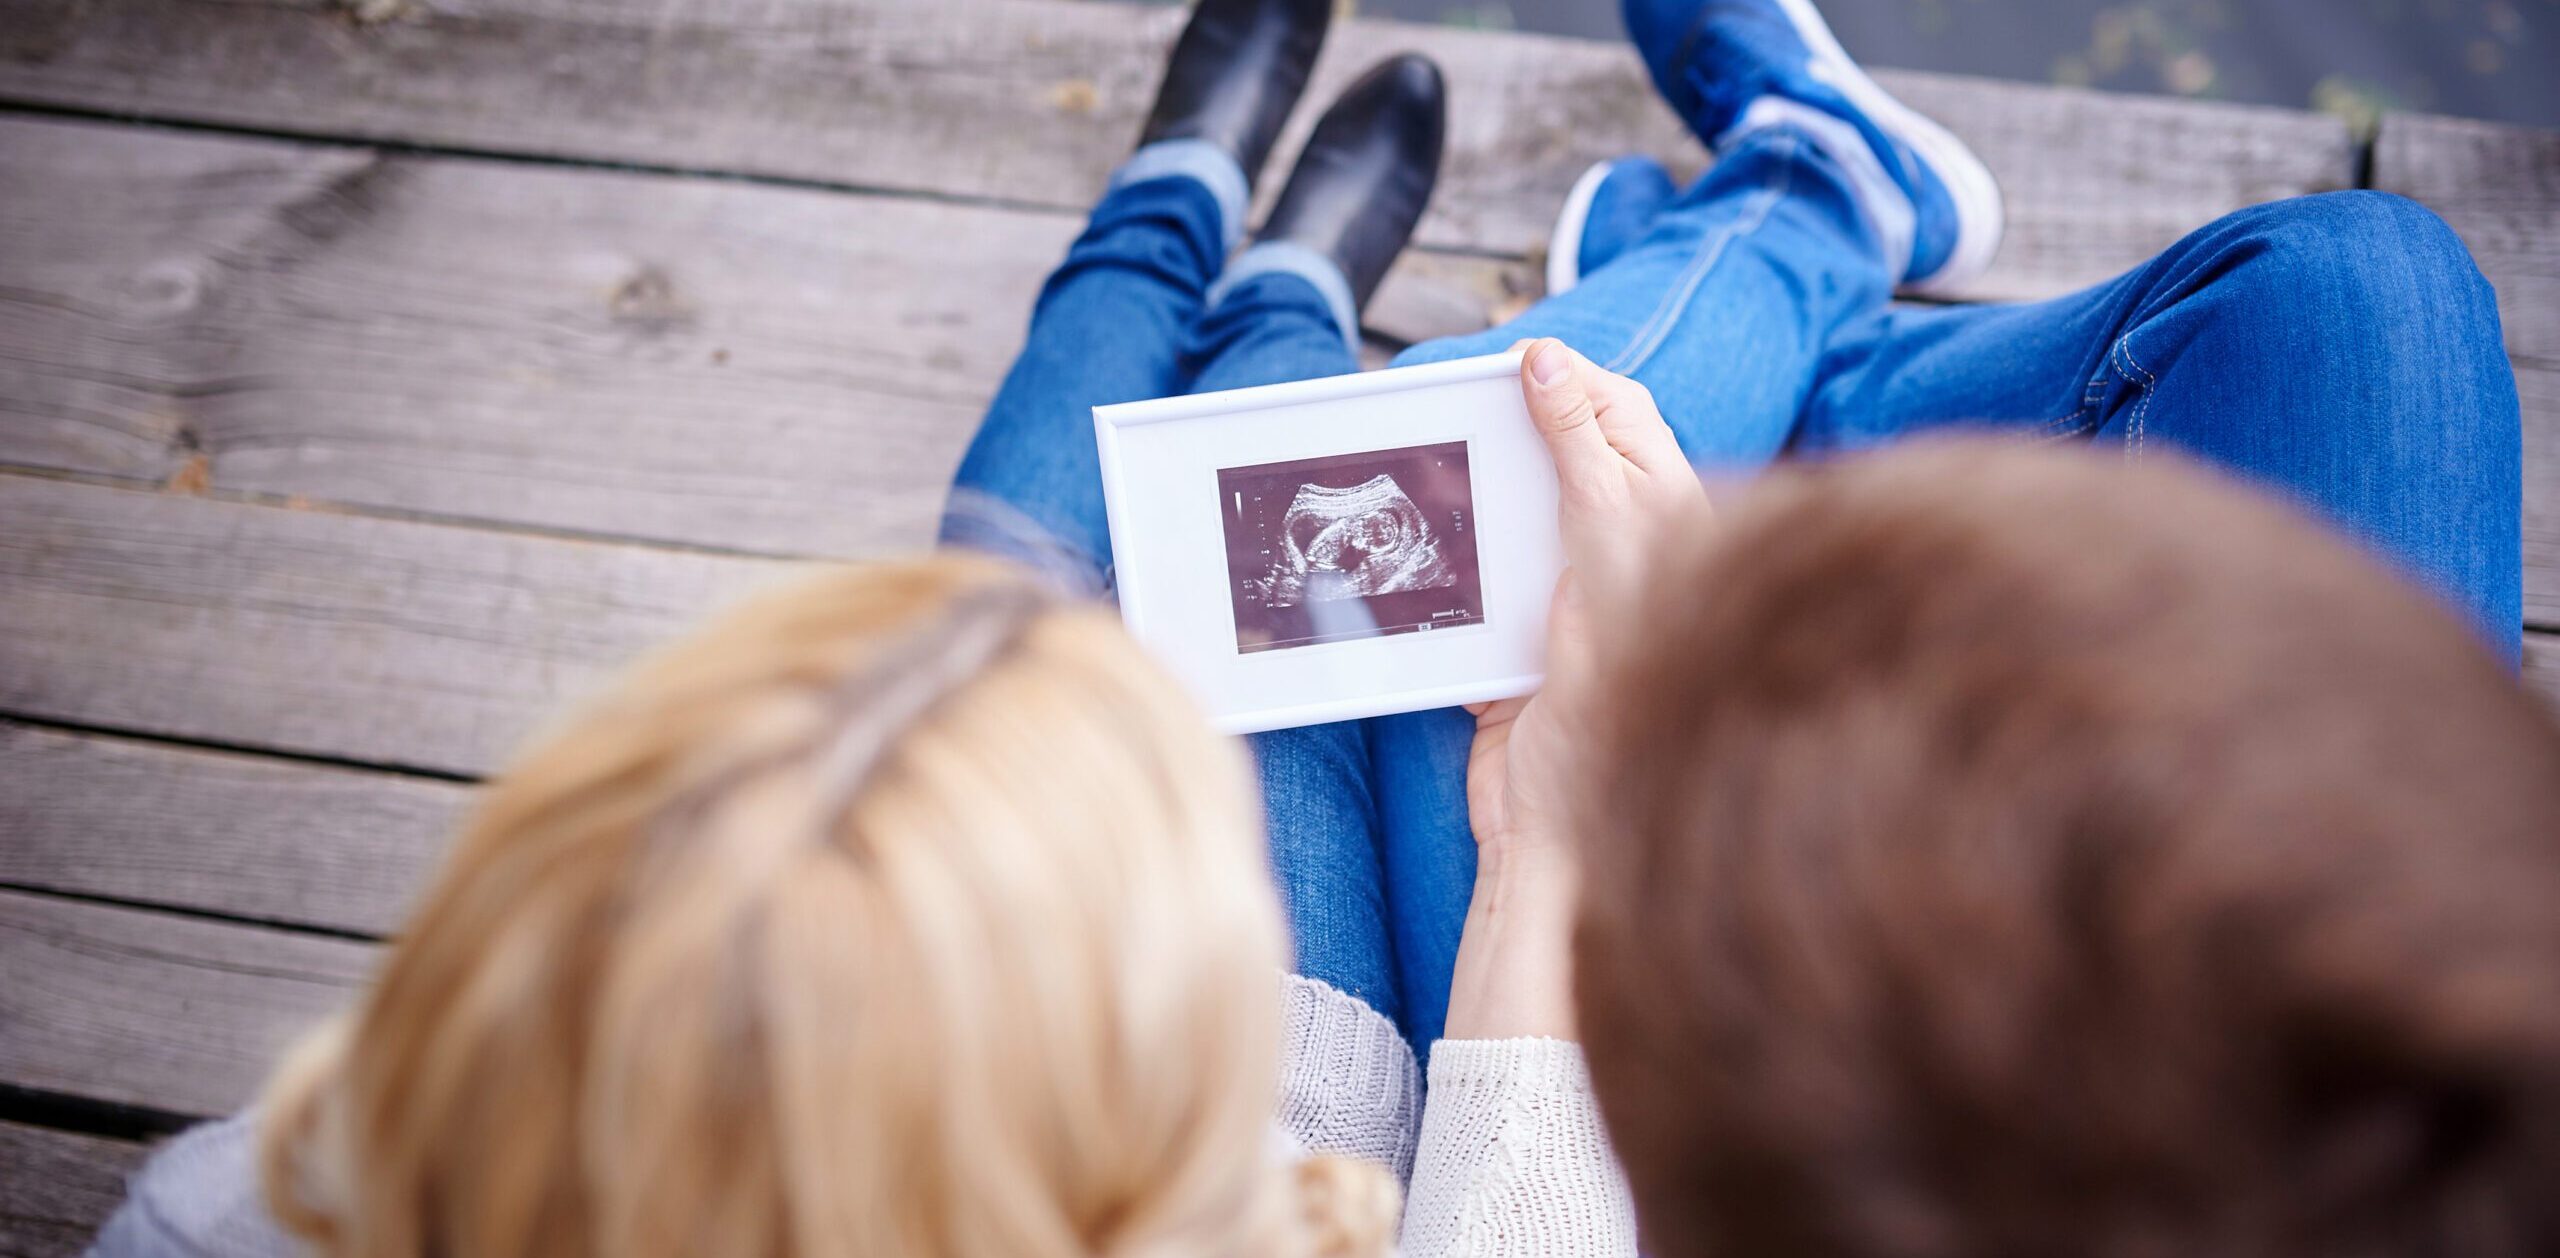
[942,126,2523,1053]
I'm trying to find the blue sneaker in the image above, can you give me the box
[1545,156,1679,295]
[1622,0,2004,296]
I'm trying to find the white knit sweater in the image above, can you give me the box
[87,977,1637,1257]
[1276,975,1639,1257]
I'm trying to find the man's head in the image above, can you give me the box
[1573,442,2560,1258]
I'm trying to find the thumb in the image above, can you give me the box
[1521,339,1606,458]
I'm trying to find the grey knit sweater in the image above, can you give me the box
[89,975,1635,1257]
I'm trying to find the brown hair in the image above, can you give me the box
[258,555,1396,1258]
[1573,441,2560,1258]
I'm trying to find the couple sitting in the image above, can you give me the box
[98,0,2553,1255]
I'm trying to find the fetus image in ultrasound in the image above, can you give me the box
[1254,475,1456,605]
[1218,442,1486,654]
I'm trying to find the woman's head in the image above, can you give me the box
[1573,442,2560,1258]
[261,555,1387,1258]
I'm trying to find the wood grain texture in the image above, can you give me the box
[2528,631,2560,712]
[0,113,994,555]
[0,891,373,1118]
[2526,364,2560,629]
[0,473,796,777]
[0,1120,148,1258]
[0,0,2354,302]
[0,115,1516,555]
[2372,113,2560,627]
[2,106,2535,618]
[0,723,467,935]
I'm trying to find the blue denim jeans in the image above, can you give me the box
[943,126,2523,1053]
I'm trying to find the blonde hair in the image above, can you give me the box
[258,555,1397,1258]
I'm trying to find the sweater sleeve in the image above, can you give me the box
[87,1112,298,1258]
[1275,973,1425,1179]
[1396,1038,1639,1258]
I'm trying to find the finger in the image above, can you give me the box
[1583,368,1691,474]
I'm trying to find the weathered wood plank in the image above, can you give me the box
[0,0,2355,302]
[0,473,795,777]
[0,723,466,935]
[0,114,993,553]
[0,1120,148,1258]
[2525,364,2560,630]
[2528,630,2560,713]
[20,100,2523,639]
[2372,113,2560,628]
[0,114,1516,556]
[0,891,372,1118]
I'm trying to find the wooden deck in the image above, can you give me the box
[0,0,2554,1246]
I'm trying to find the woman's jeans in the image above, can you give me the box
[942,126,2523,1053]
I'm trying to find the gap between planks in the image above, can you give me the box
[0,1117,152,1257]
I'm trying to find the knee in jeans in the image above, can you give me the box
[2230,191,2497,328]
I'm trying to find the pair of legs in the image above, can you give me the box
[940,160,1466,1042]
[945,127,2521,1052]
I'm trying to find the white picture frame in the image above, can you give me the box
[1095,349,1563,734]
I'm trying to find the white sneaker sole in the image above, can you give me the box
[1544,159,1617,296]
[1768,0,2004,295]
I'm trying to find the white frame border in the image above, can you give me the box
[1095,350,1553,734]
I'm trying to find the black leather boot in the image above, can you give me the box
[1138,0,1334,189]
[1254,54,1448,313]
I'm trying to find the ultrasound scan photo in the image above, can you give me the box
[1217,441,1487,654]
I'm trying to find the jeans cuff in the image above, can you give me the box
[1110,138,1251,255]
[1206,241,1362,356]
[936,488,1113,600]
